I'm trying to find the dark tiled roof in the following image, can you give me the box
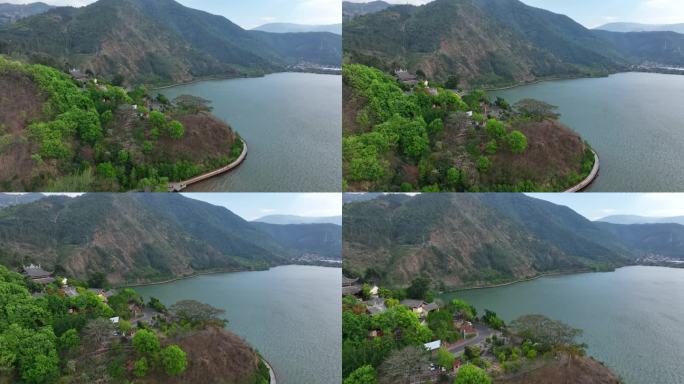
[343,285,362,295]
[400,299,424,309]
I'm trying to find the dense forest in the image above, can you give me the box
[342,64,594,192]
[0,265,270,384]
[0,57,243,191]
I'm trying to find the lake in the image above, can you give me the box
[160,73,342,192]
[491,72,684,192]
[134,265,342,384]
[441,266,684,384]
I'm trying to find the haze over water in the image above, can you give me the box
[492,72,684,192]
[442,266,684,384]
[135,266,342,384]
[161,72,342,192]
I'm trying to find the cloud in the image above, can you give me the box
[636,0,684,24]
[292,0,342,24]
[636,194,684,217]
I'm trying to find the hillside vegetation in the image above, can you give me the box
[0,0,342,85]
[0,265,268,384]
[0,193,341,285]
[342,194,633,288]
[342,64,595,192]
[0,57,245,192]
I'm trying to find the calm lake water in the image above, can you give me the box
[491,72,684,192]
[160,73,342,192]
[441,266,684,384]
[135,266,342,384]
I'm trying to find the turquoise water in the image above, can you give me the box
[135,265,342,384]
[441,266,684,384]
[491,72,684,192]
[160,73,342,192]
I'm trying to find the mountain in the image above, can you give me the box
[343,0,684,86]
[597,215,684,226]
[251,222,342,259]
[0,0,342,85]
[343,1,392,22]
[343,194,633,288]
[253,22,342,35]
[254,214,342,225]
[0,2,54,24]
[0,193,338,284]
[596,222,684,259]
[596,22,684,35]
[593,30,684,66]
[343,0,599,86]
[0,193,45,209]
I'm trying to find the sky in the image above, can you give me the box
[3,0,341,29]
[528,193,684,221]
[182,193,341,221]
[345,0,684,28]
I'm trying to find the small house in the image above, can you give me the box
[69,69,88,84]
[395,69,419,86]
[22,264,55,284]
[423,340,442,351]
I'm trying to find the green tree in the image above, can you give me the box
[509,315,582,352]
[169,300,227,327]
[446,167,461,189]
[437,347,455,370]
[482,310,505,330]
[477,157,491,173]
[427,118,444,136]
[132,329,160,355]
[133,357,148,377]
[96,162,117,180]
[454,364,491,384]
[406,276,431,300]
[160,345,187,376]
[514,99,560,120]
[507,131,528,154]
[149,111,167,130]
[485,119,506,138]
[344,365,378,384]
[445,75,460,89]
[118,320,132,336]
[58,329,79,351]
[168,120,185,139]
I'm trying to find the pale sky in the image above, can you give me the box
[528,193,684,221]
[3,0,342,29]
[345,0,684,28]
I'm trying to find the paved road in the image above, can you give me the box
[447,324,494,355]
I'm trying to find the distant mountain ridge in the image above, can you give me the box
[253,23,342,35]
[342,1,391,21]
[597,215,684,226]
[596,22,684,35]
[0,0,342,85]
[254,214,342,225]
[0,2,54,24]
[344,194,684,288]
[0,193,341,285]
[343,0,684,86]
[0,193,45,209]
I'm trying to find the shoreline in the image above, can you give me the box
[151,69,341,91]
[482,72,614,92]
[565,148,600,193]
[262,357,277,384]
[442,268,601,294]
[168,138,248,192]
[122,263,341,289]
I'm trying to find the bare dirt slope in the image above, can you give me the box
[494,353,621,384]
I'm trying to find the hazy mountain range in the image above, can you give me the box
[0,2,53,24]
[253,22,342,35]
[596,22,684,35]
[343,0,684,86]
[343,194,684,288]
[597,215,684,226]
[0,0,342,85]
[0,194,341,285]
[254,214,342,225]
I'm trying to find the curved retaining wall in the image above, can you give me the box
[565,149,599,193]
[168,139,247,192]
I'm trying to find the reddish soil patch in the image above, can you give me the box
[343,83,370,135]
[494,353,620,384]
[156,112,235,163]
[146,327,260,384]
[482,120,587,189]
[0,72,49,190]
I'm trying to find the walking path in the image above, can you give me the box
[565,148,599,192]
[263,357,277,384]
[168,139,247,192]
